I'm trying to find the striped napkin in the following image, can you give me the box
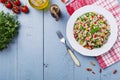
[66,0,120,69]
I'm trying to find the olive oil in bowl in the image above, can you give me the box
[28,0,49,10]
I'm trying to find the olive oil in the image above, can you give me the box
[28,0,49,10]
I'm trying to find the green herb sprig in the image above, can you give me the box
[0,11,19,51]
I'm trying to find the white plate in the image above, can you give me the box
[66,5,118,56]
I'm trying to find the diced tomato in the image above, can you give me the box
[74,33,78,39]
[93,34,97,38]
[99,16,103,19]
[94,22,97,24]
[79,22,82,24]
[89,46,93,50]
[92,16,94,18]
[102,27,105,29]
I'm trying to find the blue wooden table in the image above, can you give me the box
[0,0,120,80]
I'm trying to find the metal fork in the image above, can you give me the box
[56,31,80,67]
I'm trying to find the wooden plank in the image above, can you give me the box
[44,0,74,80]
[74,55,101,80]
[17,0,43,80]
[118,0,120,3]
[100,61,120,80]
[0,4,17,80]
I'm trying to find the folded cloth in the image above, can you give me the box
[66,0,97,15]
[66,0,120,69]
[94,0,120,69]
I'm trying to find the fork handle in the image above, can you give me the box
[67,48,80,67]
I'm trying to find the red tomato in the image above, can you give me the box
[5,1,13,9]
[74,33,78,39]
[12,5,20,14]
[61,0,69,4]
[92,16,94,18]
[0,0,7,3]
[89,46,93,50]
[93,34,97,38]
[20,5,29,13]
[13,0,21,6]
[94,22,97,24]
[102,27,105,29]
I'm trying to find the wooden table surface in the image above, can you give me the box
[0,0,120,80]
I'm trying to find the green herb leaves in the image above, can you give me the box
[0,11,19,51]
[90,27,100,34]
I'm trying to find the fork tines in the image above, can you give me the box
[56,31,64,39]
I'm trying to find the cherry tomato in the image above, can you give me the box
[12,5,20,14]
[12,0,21,6]
[5,1,13,9]
[0,0,7,3]
[20,5,29,13]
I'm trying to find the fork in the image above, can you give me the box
[56,31,80,67]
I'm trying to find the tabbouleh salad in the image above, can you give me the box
[73,12,110,50]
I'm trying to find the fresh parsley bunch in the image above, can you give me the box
[0,11,19,51]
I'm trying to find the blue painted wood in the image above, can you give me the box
[17,0,43,80]
[44,0,120,80]
[100,61,120,80]
[1,0,120,80]
[0,4,18,80]
[74,55,101,80]
[44,0,74,80]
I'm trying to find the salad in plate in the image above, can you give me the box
[73,12,111,50]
